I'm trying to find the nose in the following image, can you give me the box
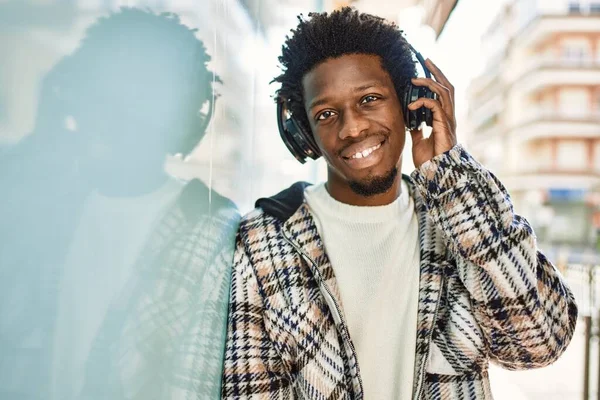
[338,109,370,140]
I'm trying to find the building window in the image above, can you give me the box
[556,140,587,170]
[561,38,591,64]
[568,1,582,13]
[559,88,589,117]
[562,46,586,62]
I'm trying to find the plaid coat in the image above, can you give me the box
[221,145,577,399]
[80,180,240,399]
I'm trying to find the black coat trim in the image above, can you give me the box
[255,181,312,222]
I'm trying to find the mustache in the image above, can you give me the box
[336,130,389,157]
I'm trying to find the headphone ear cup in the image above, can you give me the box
[404,84,420,131]
[198,98,214,135]
[404,84,436,130]
[277,99,321,164]
[278,104,306,163]
[284,118,310,164]
[277,99,303,163]
[289,117,321,159]
[286,117,321,161]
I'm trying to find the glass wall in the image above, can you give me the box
[0,1,322,398]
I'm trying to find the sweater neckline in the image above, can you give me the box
[304,180,411,223]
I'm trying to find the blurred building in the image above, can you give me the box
[466,0,600,251]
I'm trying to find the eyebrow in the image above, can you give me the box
[308,82,383,110]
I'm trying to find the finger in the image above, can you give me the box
[425,59,454,98]
[409,98,456,145]
[407,98,449,126]
[411,77,453,119]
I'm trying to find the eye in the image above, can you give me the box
[361,95,380,104]
[316,110,336,121]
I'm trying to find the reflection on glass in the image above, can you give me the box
[0,7,238,400]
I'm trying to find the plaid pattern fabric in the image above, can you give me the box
[81,180,240,399]
[222,145,578,399]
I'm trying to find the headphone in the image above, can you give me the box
[276,43,436,164]
[198,96,215,135]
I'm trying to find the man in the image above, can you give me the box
[221,7,577,400]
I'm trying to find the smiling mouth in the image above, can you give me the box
[340,138,387,171]
[347,142,382,159]
[342,140,385,160]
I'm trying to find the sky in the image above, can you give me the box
[433,0,510,122]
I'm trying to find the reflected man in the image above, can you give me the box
[0,7,238,400]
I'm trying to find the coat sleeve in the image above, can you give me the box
[410,144,578,370]
[221,230,294,399]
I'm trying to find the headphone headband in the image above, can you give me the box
[407,44,431,79]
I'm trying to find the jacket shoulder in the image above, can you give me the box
[239,207,272,231]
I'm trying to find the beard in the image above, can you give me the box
[348,166,398,197]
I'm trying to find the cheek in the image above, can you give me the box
[314,131,335,156]
[397,132,407,152]
[321,147,340,168]
[314,133,347,172]
[388,128,407,157]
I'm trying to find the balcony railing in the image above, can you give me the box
[517,108,600,125]
[512,55,600,83]
[529,2,600,17]
[538,57,600,68]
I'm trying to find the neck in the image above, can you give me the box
[326,173,402,207]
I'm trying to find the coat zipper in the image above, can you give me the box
[413,275,444,400]
[281,229,364,399]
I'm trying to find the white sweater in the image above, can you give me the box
[304,180,420,399]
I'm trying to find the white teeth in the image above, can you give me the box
[350,142,382,159]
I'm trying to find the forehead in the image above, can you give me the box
[302,54,393,104]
